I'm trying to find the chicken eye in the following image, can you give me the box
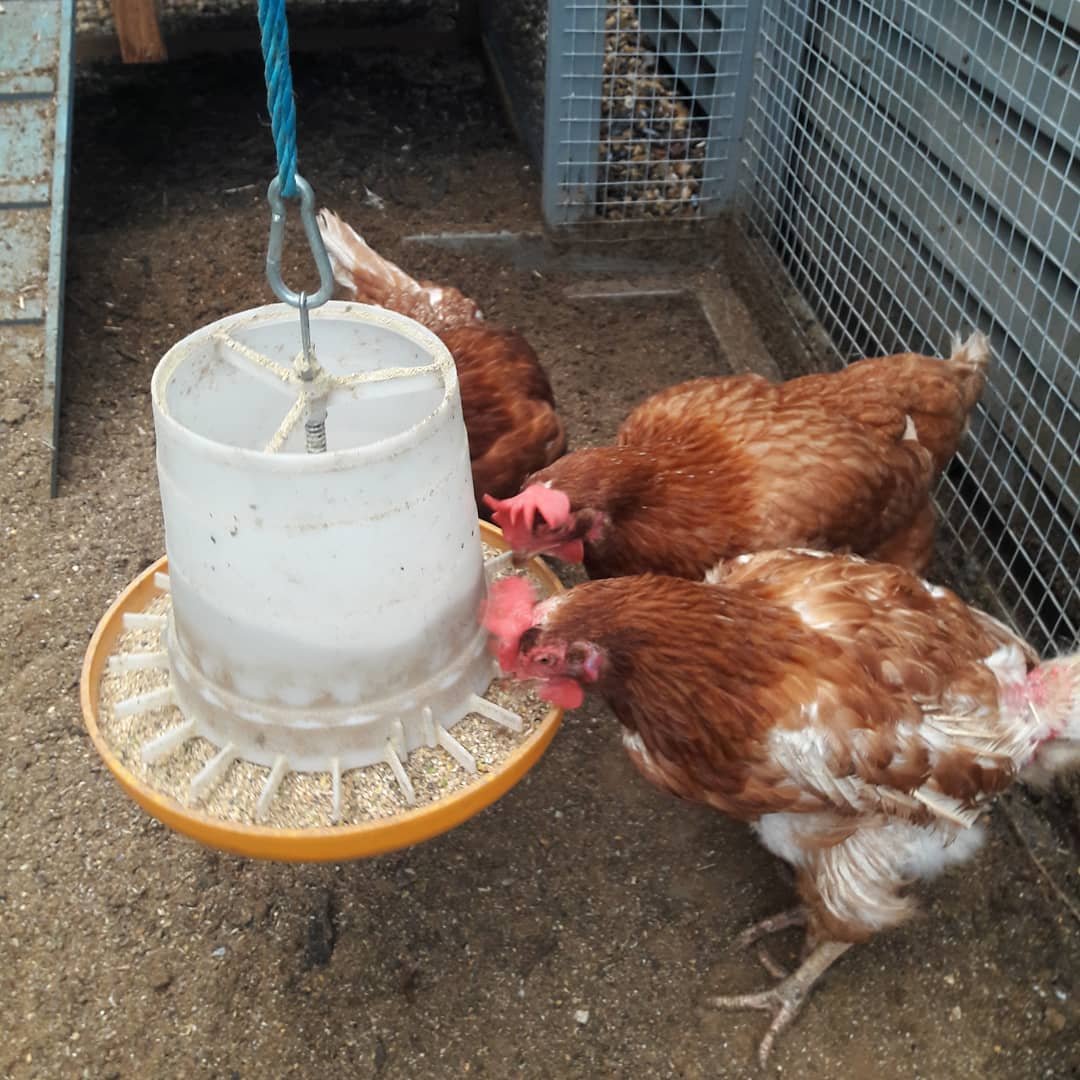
[535,655,552,666]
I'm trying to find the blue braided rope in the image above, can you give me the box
[257,0,298,198]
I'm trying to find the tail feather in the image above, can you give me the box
[949,330,991,372]
[316,208,422,308]
[943,329,991,426]
[1019,654,1080,785]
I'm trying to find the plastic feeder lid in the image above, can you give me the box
[80,522,564,862]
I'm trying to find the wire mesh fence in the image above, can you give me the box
[537,0,1078,653]
[739,0,1079,654]
[540,2,761,223]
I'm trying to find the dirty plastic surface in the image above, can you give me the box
[151,302,493,771]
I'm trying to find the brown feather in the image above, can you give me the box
[445,325,567,511]
[316,210,567,512]
[509,549,1051,941]
[529,551,1031,827]
[797,344,988,472]
[527,344,987,578]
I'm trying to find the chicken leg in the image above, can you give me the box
[710,940,852,1066]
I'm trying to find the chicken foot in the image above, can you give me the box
[710,939,852,1066]
[732,907,808,980]
[731,907,806,951]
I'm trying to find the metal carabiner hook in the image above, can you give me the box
[265,172,335,310]
[265,174,333,454]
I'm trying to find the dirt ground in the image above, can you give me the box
[2,47,1079,1080]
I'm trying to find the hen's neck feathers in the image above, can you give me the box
[533,445,758,578]
[546,575,815,723]
[545,575,827,818]
[534,446,659,514]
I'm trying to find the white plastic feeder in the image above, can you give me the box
[138,300,516,812]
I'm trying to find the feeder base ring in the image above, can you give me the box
[80,521,564,862]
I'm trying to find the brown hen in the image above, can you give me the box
[484,554,1080,1063]
[486,335,989,576]
[317,209,566,512]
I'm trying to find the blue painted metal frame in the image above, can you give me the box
[0,0,76,495]
[541,0,605,225]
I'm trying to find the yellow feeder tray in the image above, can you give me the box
[81,521,563,862]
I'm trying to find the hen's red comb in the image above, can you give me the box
[481,575,539,671]
[483,485,571,551]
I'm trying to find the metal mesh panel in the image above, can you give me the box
[543,2,761,223]
[539,0,1078,651]
[739,0,1079,654]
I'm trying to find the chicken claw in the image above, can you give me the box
[711,980,804,1067]
[731,907,806,952]
[710,940,851,1066]
[755,946,790,982]
[731,908,807,980]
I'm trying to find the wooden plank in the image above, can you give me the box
[0,0,74,496]
[0,98,56,205]
[0,3,61,94]
[879,0,1079,146]
[110,0,167,64]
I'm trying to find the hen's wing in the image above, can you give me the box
[785,337,988,473]
[443,325,567,508]
[617,375,938,565]
[710,550,1038,827]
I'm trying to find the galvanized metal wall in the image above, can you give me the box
[540,2,762,223]
[0,0,76,494]
[740,0,1078,653]
[537,1,1078,651]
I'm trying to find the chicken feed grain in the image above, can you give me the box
[96,544,551,829]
